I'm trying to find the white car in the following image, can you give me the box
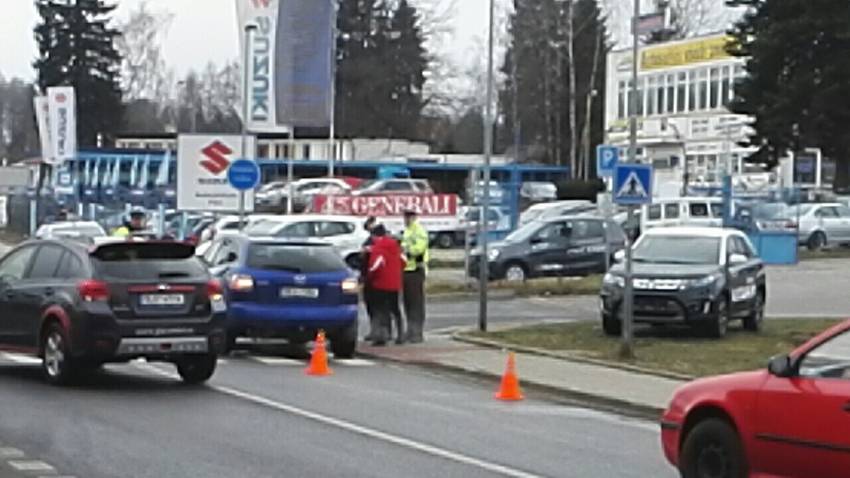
[353,179,433,196]
[198,214,280,244]
[257,178,352,208]
[789,202,850,250]
[35,221,107,241]
[243,214,369,266]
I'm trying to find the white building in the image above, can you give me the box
[604,33,760,189]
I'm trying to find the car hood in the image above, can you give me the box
[609,262,721,278]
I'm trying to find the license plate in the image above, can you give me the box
[280,287,319,299]
[140,294,185,306]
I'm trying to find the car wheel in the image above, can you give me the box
[436,233,455,249]
[680,419,748,478]
[330,321,358,359]
[742,291,764,332]
[704,296,730,339]
[602,314,621,336]
[176,354,217,384]
[42,323,77,386]
[504,262,527,282]
[807,231,826,251]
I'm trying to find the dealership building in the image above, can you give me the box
[604,33,759,190]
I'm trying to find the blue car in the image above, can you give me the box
[202,236,360,357]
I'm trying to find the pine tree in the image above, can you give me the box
[385,0,428,140]
[727,0,850,187]
[34,0,123,148]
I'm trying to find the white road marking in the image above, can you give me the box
[0,353,41,365]
[335,358,375,367]
[0,448,24,458]
[8,460,55,472]
[135,363,542,478]
[250,357,304,366]
[247,356,375,367]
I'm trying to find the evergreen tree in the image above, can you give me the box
[34,0,123,148]
[385,0,428,140]
[727,0,850,187]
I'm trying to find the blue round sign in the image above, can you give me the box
[227,159,261,191]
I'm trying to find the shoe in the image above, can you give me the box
[394,337,406,345]
[371,340,387,347]
[364,334,375,342]
[408,336,424,344]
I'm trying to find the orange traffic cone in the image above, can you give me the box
[495,352,524,401]
[305,330,333,376]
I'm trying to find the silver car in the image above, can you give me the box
[790,203,850,250]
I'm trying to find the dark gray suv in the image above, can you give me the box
[468,216,626,282]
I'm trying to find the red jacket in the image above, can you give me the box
[367,236,404,292]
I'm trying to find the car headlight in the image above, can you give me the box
[681,274,720,289]
[488,248,501,261]
[603,272,625,288]
[341,278,360,294]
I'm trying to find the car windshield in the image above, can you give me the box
[504,221,541,242]
[633,235,721,265]
[246,243,345,272]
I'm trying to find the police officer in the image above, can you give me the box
[401,209,429,343]
[112,208,147,238]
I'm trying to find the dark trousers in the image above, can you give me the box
[403,268,426,342]
[372,289,401,343]
[363,285,378,337]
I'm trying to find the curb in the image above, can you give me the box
[452,332,695,382]
[357,348,666,420]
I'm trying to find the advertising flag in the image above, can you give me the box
[33,96,54,163]
[46,87,78,164]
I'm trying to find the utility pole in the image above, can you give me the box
[478,0,495,332]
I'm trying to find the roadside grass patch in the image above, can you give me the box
[466,318,842,378]
[426,275,602,297]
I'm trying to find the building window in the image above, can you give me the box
[618,81,626,119]
[257,145,270,158]
[636,78,645,116]
[656,76,665,114]
[677,73,686,113]
[303,144,311,159]
[647,77,657,116]
[722,65,733,106]
[627,80,635,116]
[666,74,675,113]
[697,69,708,111]
[687,71,697,112]
[710,68,721,109]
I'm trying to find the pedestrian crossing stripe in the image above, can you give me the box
[249,356,375,367]
[615,171,649,200]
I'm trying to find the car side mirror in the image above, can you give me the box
[613,250,626,262]
[768,354,794,378]
[728,253,748,265]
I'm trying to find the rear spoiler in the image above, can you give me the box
[90,241,196,261]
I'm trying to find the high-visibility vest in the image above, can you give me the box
[402,221,430,272]
[112,226,130,238]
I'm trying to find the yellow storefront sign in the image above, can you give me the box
[641,36,733,71]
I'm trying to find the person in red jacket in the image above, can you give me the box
[367,225,405,346]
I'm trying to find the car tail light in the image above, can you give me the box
[228,274,254,292]
[78,280,109,302]
[207,279,225,301]
[341,278,359,294]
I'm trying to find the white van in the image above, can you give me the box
[519,200,595,227]
[640,197,725,232]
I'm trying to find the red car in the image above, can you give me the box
[661,320,850,478]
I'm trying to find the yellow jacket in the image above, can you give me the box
[402,220,429,272]
[112,226,130,238]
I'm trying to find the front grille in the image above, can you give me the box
[633,296,683,316]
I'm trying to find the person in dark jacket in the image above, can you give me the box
[366,225,405,346]
[361,217,378,341]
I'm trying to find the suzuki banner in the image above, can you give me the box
[177,134,257,212]
[33,96,54,164]
[46,86,77,164]
[236,0,333,130]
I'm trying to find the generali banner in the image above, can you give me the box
[312,194,459,217]
[46,86,77,164]
[236,0,333,130]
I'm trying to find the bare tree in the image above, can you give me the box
[115,1,174,102]
[600,0,741,46]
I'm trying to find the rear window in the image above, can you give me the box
[91,243,207,280]
[246,244,346,273]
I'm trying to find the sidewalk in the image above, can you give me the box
[359,333,684,417]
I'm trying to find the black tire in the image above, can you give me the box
[331,321,358,359]
[225,332,238,353]
[703,296,730,339]
[742,291,765,332]
[436,233,455,249]
[503,262,528,282]
[680,419,748,478]
[176,354,217,384]
[602,314,621,336]
[807,231,826,251]
[41,323,78,386]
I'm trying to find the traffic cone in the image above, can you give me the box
[495,352,524,401]
[305,330,333,376]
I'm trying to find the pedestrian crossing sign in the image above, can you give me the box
[613,164,653,205]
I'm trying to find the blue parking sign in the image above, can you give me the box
[613,164,653,205]
[596,145,620,177]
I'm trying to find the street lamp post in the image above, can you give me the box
[478,0,495,332]
[240,24,258,231]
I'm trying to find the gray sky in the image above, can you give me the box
[0,0,488,81]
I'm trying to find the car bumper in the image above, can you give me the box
[228,302,358,335]
[600,287,721,324]
[660,416,683,467]
[467,259,504,281]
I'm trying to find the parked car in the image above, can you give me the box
[257,178,352,210]
[469,215,625,282]
[661,319,850,478]
[35,221,107,243]
[0,240,227,384]
[640,197,724,233]
[353,178,433,195]
[200,237,359,357]
[242,214,368,267]
[601,227,765,338]
[788,202,850,250]
[467,180,505,205]
[520,181,558,202]
[518,200,596,227]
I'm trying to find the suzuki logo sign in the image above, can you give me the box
[200,141,232,175]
